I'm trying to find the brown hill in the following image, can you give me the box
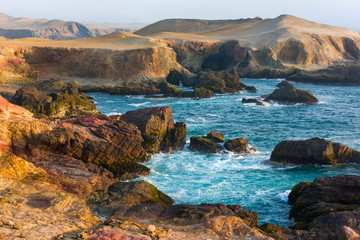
[136,15,360,68]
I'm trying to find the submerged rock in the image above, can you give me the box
[242,98,266,106]
[288,175,360,236]
[264,80,318,105]
[224,137,256,154]
[269,137,360,165]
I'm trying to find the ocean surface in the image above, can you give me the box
[88,79,360,226]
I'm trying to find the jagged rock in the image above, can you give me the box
[121,107,186,154]
[242,98,266,106]
[264,80,318,105]
[12,81,99,119]
[269,138,360,165]
[87,180,173,217]
[189,136,224,153]
[34,116,149,179]
[288,175,360,231]
[224,137,256,154]
[0,151,101,240]
[206,131,225,143]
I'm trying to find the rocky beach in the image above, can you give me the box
[0,11,360,240]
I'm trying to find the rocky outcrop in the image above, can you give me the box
[88,180,174,218]
[264,80,318,105]
[192,69,257,94]
[0,95,33,120]
[269,137,360,165]
[86,229,151,240]
[224,137,257,154]
[0,150,101,240]
[288,175,360,237]
[121,107,186,155]
[12,80,99,119]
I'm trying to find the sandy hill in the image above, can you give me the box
[0,13,133,40]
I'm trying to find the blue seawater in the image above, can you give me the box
[88,79,360,226]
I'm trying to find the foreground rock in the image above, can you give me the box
[224,137,257,154]
[121,107,186,155]
[0,151,101,240]
[88,180,174,218]
[12,80,99,119]
[288,175,360,238]
[264,80,318,105]
[269,138,360,165]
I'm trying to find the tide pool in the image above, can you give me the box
[88,79,360,226]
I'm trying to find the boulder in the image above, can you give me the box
[189,136,224,153]
[264,80,318,105]
[288,175,360,231]
[269,138,360,165]
[87,180,173,217]
[206,131,225,143]
[242,98,266,106]
[121,107,186,154]
[224,137,256,154]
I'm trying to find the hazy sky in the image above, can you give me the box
[2,0,360,28]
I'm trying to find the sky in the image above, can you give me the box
[2,0,360,29]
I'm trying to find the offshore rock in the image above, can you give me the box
[224,137,257,154]
[121,107,186,154]
[206,131,225,143]
[189,136,224,153]
[264,80,318,105]
[288,175,360,238]
[12,81,99,119]
[0,151,101,240]
[269,137,360,165]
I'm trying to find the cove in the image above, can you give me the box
[88,78,360,226]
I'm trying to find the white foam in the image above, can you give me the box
[278,190,291,202]
[128,102,150,107]
[106,112,122,116]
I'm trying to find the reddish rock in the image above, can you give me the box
[0,95,33,120]
[86,229,151,240]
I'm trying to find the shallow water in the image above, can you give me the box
[89,79,360,226]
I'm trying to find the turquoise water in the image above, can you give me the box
[88,79,360,226]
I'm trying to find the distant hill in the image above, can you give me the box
[135,15,360,67]
[0,13,135,40]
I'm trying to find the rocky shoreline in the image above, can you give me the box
[1,81,360,239]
